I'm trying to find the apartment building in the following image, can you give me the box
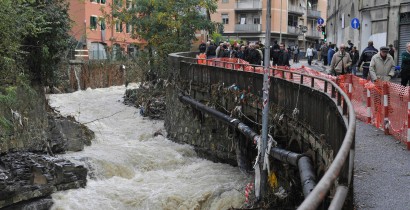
[327,0,410,64]
[69,0,144,59]
[210,0,327,52]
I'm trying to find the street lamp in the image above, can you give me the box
[260,0,272,202]
[279,0,282,43]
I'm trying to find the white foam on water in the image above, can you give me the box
[48,85,250,210]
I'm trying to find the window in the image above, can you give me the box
[90,16,97,30]
[116,21,123,32]
[101,0,106,4]
[100,19,106,30]
[288,15,298,27]
[222,0,229,3]
[126,23,132,33]
[239,14,246,24]
[253,17,260,24]
[222,14,229,24]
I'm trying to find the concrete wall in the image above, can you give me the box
[165,52,344,184]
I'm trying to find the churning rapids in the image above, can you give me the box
[47,85,251,210]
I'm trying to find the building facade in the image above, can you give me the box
[69,0,144,59]
[210,0,327,52]
[327,0,410,64]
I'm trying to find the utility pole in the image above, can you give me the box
[260,0,271,202]
[279,0,282,43]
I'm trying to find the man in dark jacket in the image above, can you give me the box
[271,40,280,65]
[401,42,410,86]
[246,44,262,65]
[321,43,329,65]
[206,42,217,59]
[358,41,378,79]
[349,46,360,75]
[199,41,206,53]
[277,43,290,66]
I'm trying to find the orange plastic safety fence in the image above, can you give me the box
[199,55,409,146]
[338,75,410,145]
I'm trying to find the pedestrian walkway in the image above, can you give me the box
[290,58,409,209]
[354,120,409,209]
[291,58,402,85]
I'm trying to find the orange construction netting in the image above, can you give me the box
[196,56,409,146]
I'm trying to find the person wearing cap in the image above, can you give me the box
[369,46,395,82]
[401,42,410,86]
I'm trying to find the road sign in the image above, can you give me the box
[317,17,324,25]
[351,18,360,29]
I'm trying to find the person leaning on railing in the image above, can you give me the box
[400,42,410,86]
[369,46,395,82]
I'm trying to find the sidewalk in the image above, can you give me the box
[291,58,410,209]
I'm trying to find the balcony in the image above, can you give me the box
[306,29,321,38]
[307,9,321,18]
[288,4,304,15]
[287,26,299,35]
[235,24,261,32]
[235,0,262,11]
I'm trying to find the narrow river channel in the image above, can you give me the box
[47,85,250,210]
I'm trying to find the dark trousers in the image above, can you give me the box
[307,56,313,65]
[363,67,369,79]
[323,56,328,65]
[401,73,410,86]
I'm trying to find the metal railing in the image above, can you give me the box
[288,25,299,34]
[169,52,356,209]
[307,9,321,18]
[306,29,321,38]
[288,4,304,14]
[235,24,262,32]
[235,0,262,9]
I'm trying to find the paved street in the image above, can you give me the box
[289,58,410,209]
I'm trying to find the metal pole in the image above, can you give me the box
[279,0,282,43]
[260,0,272,202]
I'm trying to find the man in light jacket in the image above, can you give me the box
[369,46,395,82]
[330,44,352,75]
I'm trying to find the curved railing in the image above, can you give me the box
[168,52,356,209]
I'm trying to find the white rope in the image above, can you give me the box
[293,79,302,119]
[263,135,277,175]
[253,136,261,169]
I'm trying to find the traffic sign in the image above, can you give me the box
[351,18,360,29]
[317,17,324,25]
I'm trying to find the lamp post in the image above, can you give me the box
[260,0,272,202]
[279,0,282,43]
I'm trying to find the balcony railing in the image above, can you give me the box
[235,0,262,10]
[235,24,261,32]
[287,26,299,34]
[307,9,321,18]
[306,29,321,38]
[288,4,304,14]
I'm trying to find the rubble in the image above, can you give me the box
[124,80,167,120]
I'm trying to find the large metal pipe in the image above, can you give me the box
[298,156,317,198]
[178,94,317,198]
[178,94,259,141]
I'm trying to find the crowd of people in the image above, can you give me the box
[199,40,296,66]
[198,39,410,86]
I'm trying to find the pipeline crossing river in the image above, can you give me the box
[48,85,251,210]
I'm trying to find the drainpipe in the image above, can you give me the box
[178,94,316,198]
